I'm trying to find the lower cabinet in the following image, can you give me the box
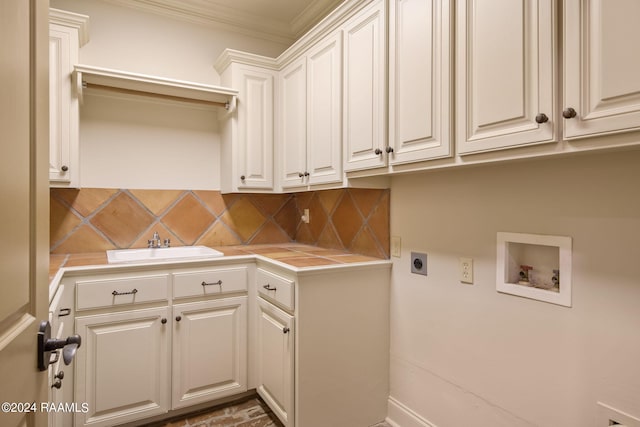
[172,297,247,409]
[256,297,294,426]
[74,307,171,427]
[71,263,250,427]
[255,262,391,427]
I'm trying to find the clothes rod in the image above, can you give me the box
[83,82,231,109]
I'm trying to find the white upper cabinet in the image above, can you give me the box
[563,0,640,139]
[343,0,387,171]
[217,56,277,193]
[279,32,343,190]
[49,9,89,188]
[306,32,343,186]
[279,57,309,189]
[456,0,556,155]
[388,0,453,164]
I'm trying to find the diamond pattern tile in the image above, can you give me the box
[349,188,384,218]
[220,196,266,242]
[49,188,389,259]
[306,194,328,240]
[129,189,184,216]
[51,187,117,217]
[193,190,228,216]
[50,196,81,246]
[249,221,292,244]
[331,192,363,247]
[196,220,242,247]
[162,193,215,245]
[52,225,115,254]
[90,192,154,247]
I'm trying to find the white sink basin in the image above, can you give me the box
[107,246,224,264]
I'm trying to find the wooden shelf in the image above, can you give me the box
[74,64,238,110]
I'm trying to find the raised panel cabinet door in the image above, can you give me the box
[456,0,556,154]
[49,25,75,185]
[256,298,294,427]
[307,31,344,185]
[236,66,275,190]
[74,307,171,427]
[172,297,248,409]
[563,0,640,139]
[343,0,387,171]
[389,0,453,164]
[279,57,308,190]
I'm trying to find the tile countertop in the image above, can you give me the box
[49,244,391,301]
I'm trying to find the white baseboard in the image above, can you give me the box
[386,396,437,427]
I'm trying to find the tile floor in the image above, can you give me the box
[142,395,391,427]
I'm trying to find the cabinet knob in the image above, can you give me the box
[175,316,182,322]
[535,113,549,124]
[386,146,394,153]
[304,171,309,177]
[374,148,382,155]
[240,175,246,182]
[61,165,69,172]
[282,327,290,334]
[51,380,62,389]
[298,172,304,178]
[562,107,577,119]
[161,318,167,324]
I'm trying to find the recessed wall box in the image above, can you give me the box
[497,232,572,307]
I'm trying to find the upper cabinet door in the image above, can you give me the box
[563,0,640,139]
[343,0,387,171]
[388,0,452,164]
[456,0,556,155]
[236,66,276,190]
[307,31,343,185]
[279,57,308,190]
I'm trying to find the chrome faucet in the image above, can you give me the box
[148,231,170,248]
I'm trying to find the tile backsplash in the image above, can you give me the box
[50,188,389,258]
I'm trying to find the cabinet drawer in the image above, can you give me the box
[257,268,295,311]
[76,274,169,311]
[173,267,247,299]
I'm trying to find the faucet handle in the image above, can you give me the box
[164,238,171,248]
[152,231,160,239]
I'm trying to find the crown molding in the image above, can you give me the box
[214,49,279,74]
[290,0,344,39]
[49,8,91,47]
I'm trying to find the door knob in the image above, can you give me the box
[37,321,82,371]
[535,113,549,124]
[562,107,577,119]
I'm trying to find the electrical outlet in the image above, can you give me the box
[301,208,310,224]
[411,252,427,276]
[391,236,401,257]
[460,257,473,284]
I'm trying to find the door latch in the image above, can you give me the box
[37,321,81,371]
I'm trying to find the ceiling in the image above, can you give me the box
[104,0,344,44]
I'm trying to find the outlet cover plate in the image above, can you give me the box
[411,252,427,276]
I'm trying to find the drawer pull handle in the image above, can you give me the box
[282,327,290,334]
[201,280,222,287]
[112,288,138,296]
[263,284,277,291]
[58,308,71,317]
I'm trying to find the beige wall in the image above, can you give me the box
[388,149,640,426]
